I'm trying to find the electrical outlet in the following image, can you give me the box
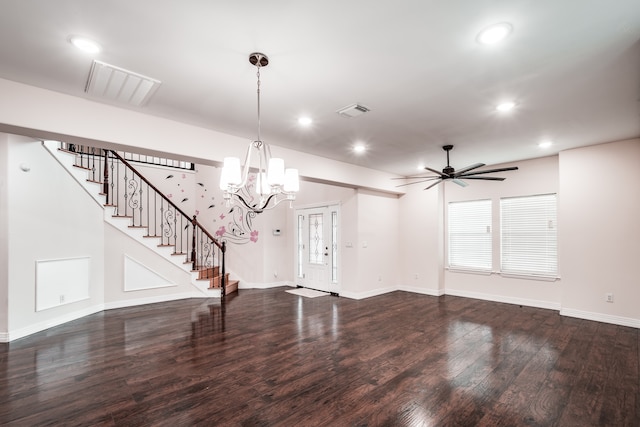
[414,274,419,280]
[59,295,65,303]
[605,293,614,303]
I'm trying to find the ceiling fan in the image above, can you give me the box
[396,145,518,190]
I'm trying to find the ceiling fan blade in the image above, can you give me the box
[395,177,441,187]
[461,176,506,181]
[424,167,447,177]
[452,179,468,187]
[424,179,444,190]
[459,166,519,177]
[453,163,485,176]
[391,174,439,180]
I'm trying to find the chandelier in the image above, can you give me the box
[219,52,299,213]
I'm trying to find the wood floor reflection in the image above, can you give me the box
[1,288,638,426]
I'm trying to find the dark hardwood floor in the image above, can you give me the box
[1,288,638,426]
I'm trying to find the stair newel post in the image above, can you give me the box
[221,240,227,298]
[102,149,110,204]
[191,215,197,272]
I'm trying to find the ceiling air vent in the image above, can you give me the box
[85,60,161,107]
[336,103,371,118]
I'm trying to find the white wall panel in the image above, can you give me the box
[36,257,90,311]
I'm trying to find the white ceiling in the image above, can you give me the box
[0,1,638,176]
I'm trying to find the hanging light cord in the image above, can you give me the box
[256,67,262,144]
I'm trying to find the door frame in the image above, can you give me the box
[293,202,341,295]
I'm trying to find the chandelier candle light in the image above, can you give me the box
[219,52,299,213]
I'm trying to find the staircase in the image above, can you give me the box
[43,140,238,297]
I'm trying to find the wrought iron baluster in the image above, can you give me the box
[221,241,226,297]
[173,211,179,253]
[137,176,143,227]
[191,216,197,271]
[112,156,118,214]
[146,181,150,232]
[102,149,109,203]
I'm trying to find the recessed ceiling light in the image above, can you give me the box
[69,36,101,54]
[298,117,312,126]
[539,140,553,148]
[477,22,513,45]
[496,101,516,112]
[353,144,366,154]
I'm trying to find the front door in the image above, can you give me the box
[295,205,339,294]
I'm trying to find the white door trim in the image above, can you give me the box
[294,203,341,295]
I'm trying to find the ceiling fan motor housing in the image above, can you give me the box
[442,145,454,175]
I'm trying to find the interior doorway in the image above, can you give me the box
[294,204,340,294]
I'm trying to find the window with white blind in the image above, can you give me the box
[448,199,492,272]
[500,194,557,278]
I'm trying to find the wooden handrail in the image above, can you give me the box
[108,150,224,252]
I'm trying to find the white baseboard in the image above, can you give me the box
[4,285,637,343]
[3,304,105,342]
[2,292,204,342]
[238,280,293,289]
[340,286,396,300]
[444,288,561,311]
[103,292,202,310]
[397,285,444,297]
[560,307,640,328]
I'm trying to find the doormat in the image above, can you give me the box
[286,288,330,298]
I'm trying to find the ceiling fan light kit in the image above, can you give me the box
[395,145,518,190]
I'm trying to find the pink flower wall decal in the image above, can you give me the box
[250,230,259,243]
[215,226,226,237]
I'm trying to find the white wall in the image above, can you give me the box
[398,182,443,296]
[6,136,106,340]
[341,189,401,299]
[559,138,640,326]
[0,134,9,337]
[443,155,561,309]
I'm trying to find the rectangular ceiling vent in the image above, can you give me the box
[336,103,371,118]
[85,60,161,107]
